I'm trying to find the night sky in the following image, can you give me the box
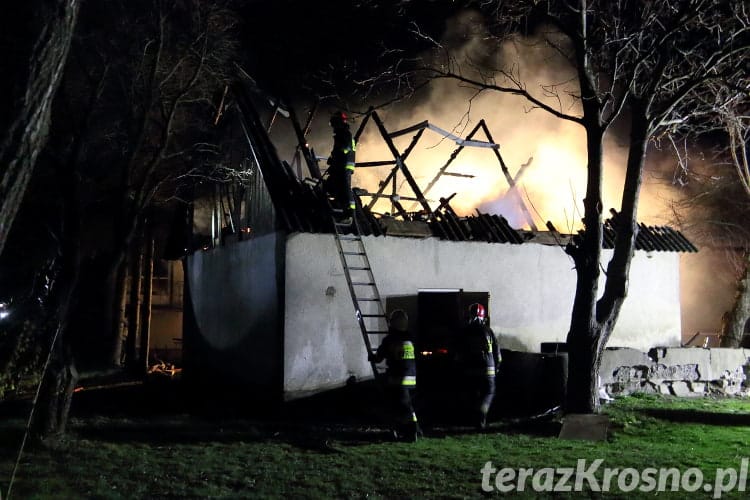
[240,1,466,103]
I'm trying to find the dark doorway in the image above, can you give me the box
[414,289,489,422]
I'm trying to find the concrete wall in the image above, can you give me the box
[284,233,682,395]
[601,347,750,397]
[185,232,283,391]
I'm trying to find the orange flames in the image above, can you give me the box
[352,111,674,232]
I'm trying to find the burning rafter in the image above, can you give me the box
[226,72,694,254]
[350,110,538,231]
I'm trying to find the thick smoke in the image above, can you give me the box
[680,250,736,336]
[338,11,678,231]
[275,10,731,339]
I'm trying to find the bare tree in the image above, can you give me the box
[722,253,750,347]
[671,97,750,348]
[717,104,750,346]
[5,0,240,442]
[29,59,111,442]
[716,88,750,198]
[362,0,750,412]
[33,148,83,441]
[0,0,79,258]
[60,0,240,366]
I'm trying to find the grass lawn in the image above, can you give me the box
[1,389,750,499]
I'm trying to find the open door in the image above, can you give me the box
[416,289,489,396]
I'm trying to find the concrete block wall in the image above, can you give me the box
[601,347,750,397]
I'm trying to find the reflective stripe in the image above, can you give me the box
[400,341,415,360]
[402,376,416,386]
[345,163,355,171]
[349,203,356,209]
[486,337,495,375]
[411,412,418,422]
[351,139,357,151]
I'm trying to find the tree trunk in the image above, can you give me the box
[103,210,146,368]
[125,236,144,372]
[565,102,650,414]
[564,113,605,414]
[720,251,750,347]
[105,256,128,366]
[32,130,83,442]
[31,38,113,441]
[139,236,154,376]
[565,295,604,415]
[32,229,80,442]
[34,335,78,442]
[114,261,129,365]
[105,183,149,366]
[0,0,79,257]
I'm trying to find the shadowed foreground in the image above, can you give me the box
[1,378,750,498]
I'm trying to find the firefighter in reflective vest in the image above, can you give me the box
[370,309,421,441]
[457,303,500,429]
[324,110,356,225]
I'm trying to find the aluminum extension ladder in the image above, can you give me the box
[331,215,388,379]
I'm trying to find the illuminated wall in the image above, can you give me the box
[185,230,682,398]
[283,233,681,396]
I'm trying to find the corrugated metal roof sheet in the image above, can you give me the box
[602,210,698,253]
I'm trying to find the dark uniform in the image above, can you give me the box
[371,312,420,441]
[456,305,500,429]
[324,111,356,220]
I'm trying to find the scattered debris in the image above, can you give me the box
[600,347,750,398]
[148,361,182,379]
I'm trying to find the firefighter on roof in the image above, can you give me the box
[324,110,356,225]
[370,309,422,442]
[456,303,500,429]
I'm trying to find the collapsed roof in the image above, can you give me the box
[222,74,696,253]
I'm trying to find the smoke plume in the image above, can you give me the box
[275,9,731,339]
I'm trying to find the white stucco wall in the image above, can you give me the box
[186,232,282,389]
[284,233,682,394]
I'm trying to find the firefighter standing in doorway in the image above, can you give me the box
[370,309,422,442]
[456,303,500,429]
[324,110,356,225]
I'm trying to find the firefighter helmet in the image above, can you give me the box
[389,309,409,332]
[330,110,348,127]
[468,303,486,323]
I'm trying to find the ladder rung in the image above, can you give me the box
[331,212,385,381]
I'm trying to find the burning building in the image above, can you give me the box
[182,77,696,400]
